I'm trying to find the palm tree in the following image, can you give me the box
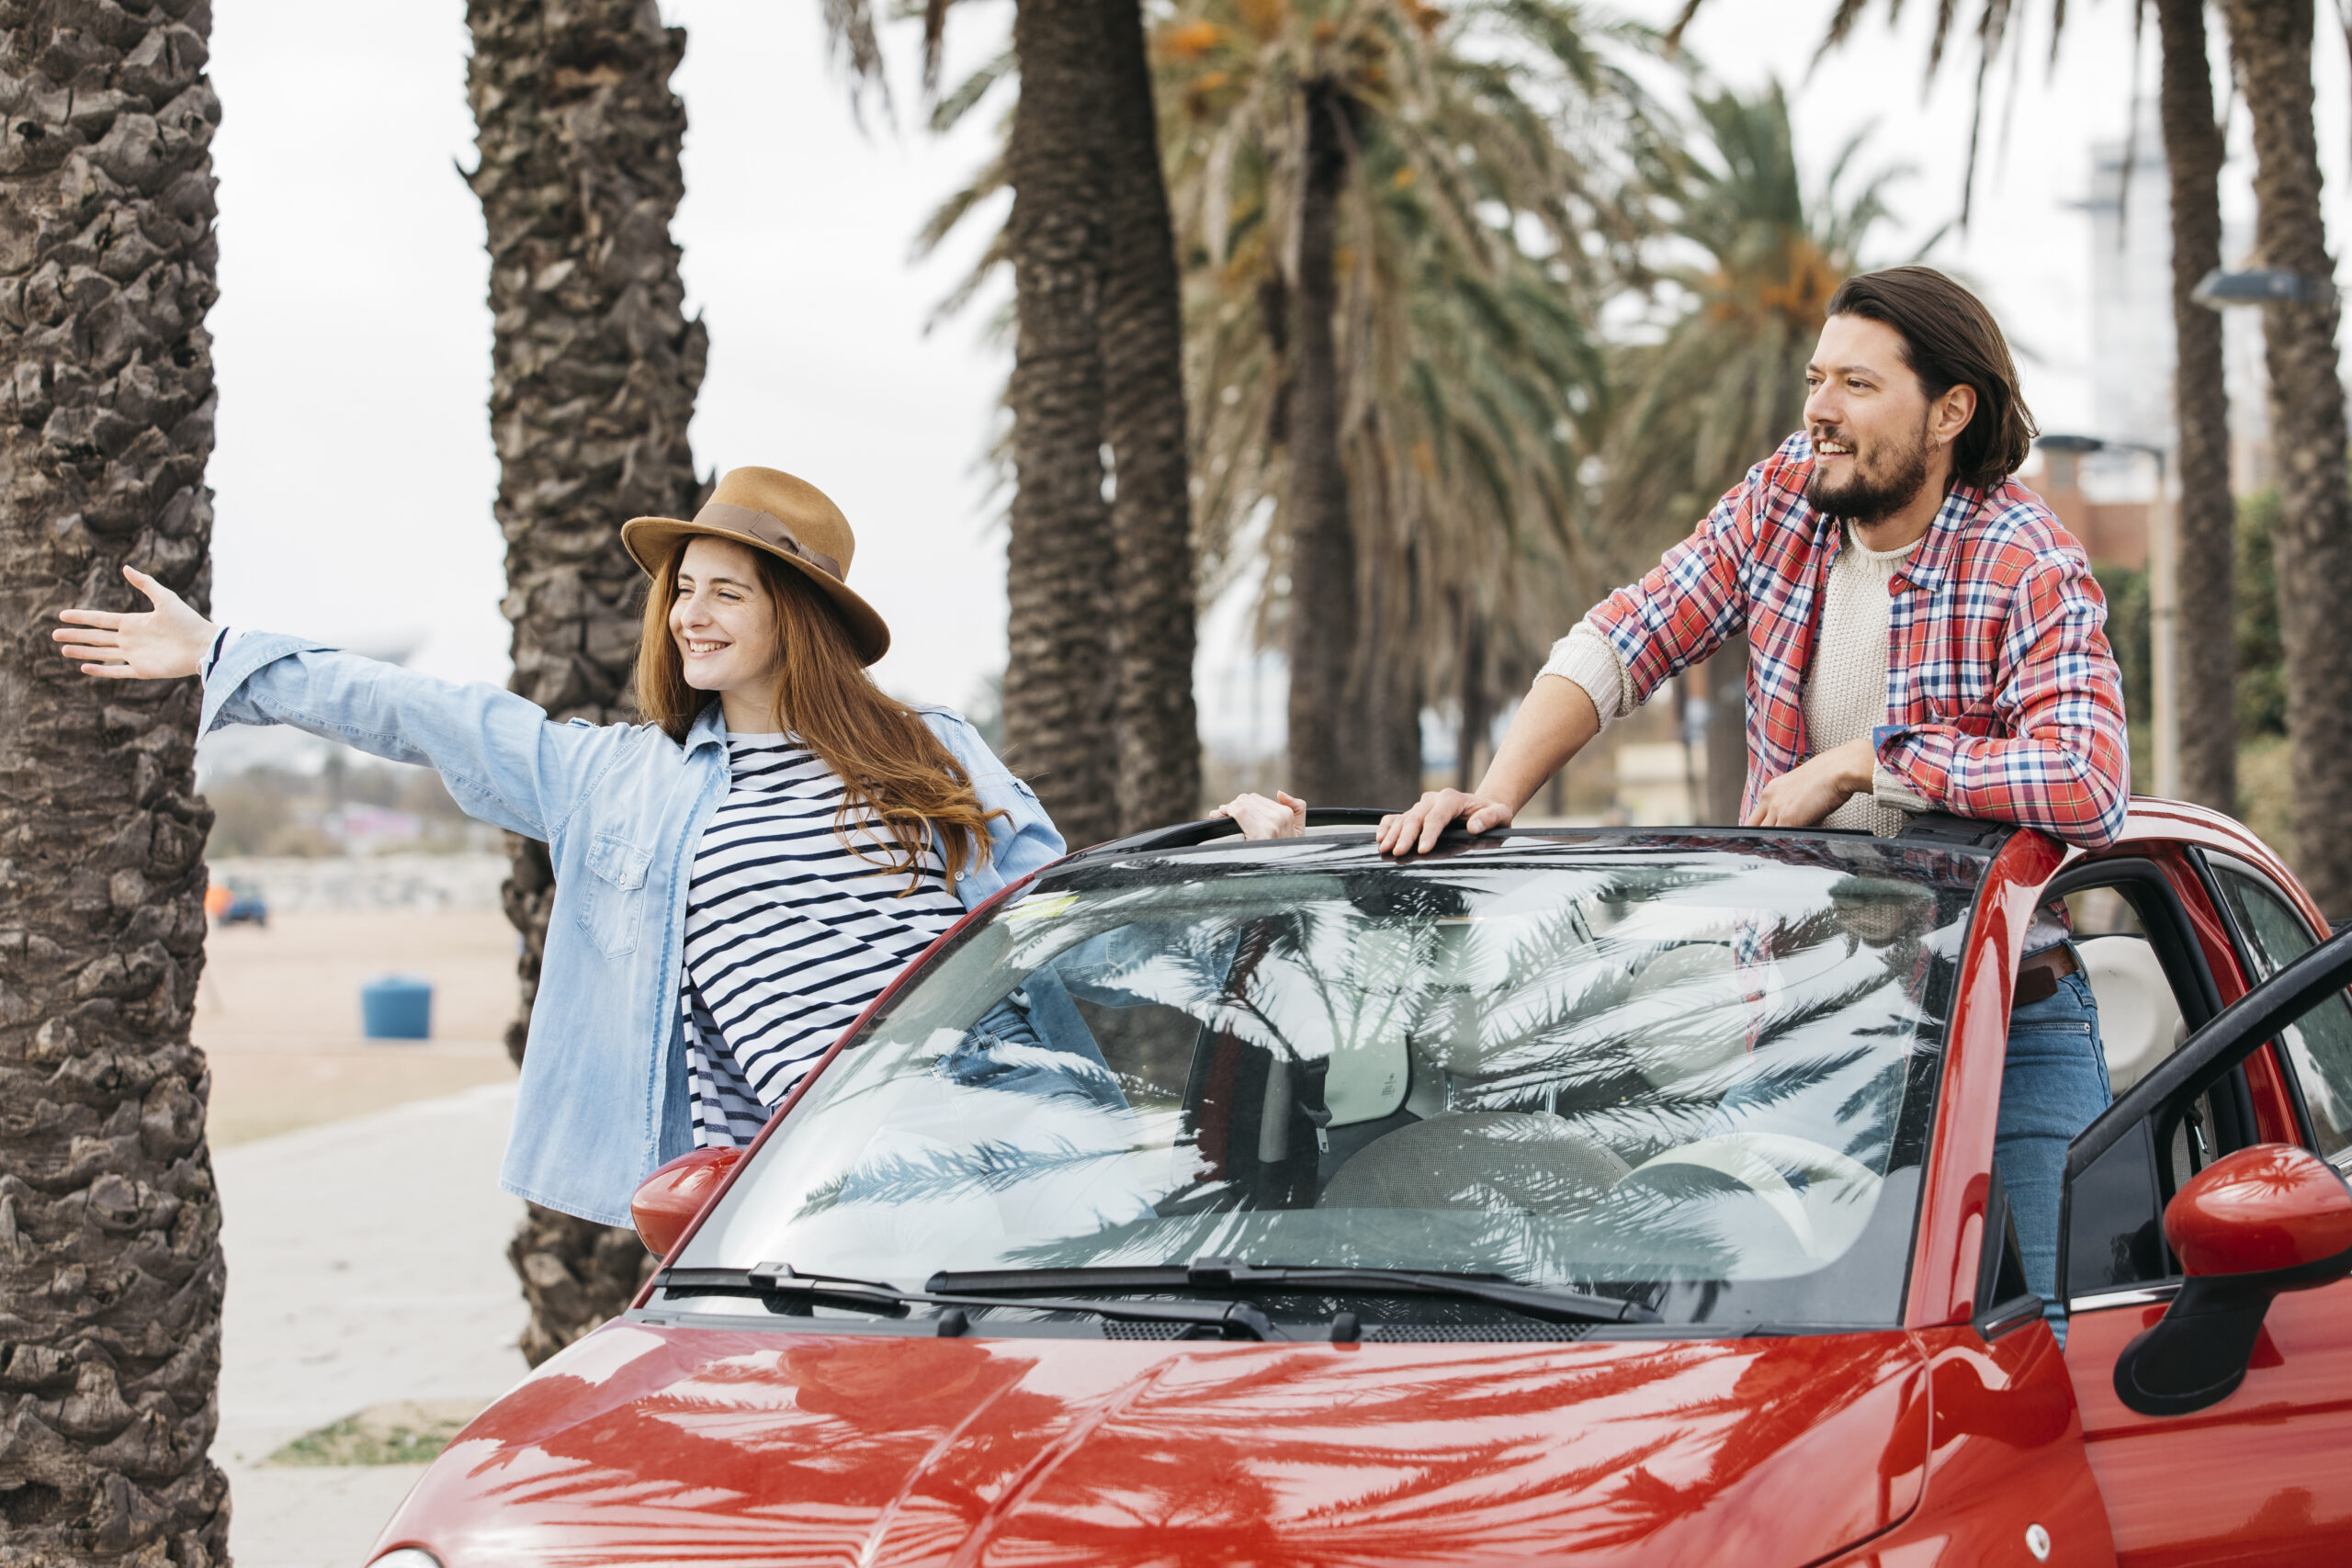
[2219,0,2352,919]
[1599,83,1900,566]
[465,0,709,1364]
[1000,0,1122,848]
[0,6,232,1558]
[1669,0,2244,822]
[833,0,1203,842]
[2154,0,2236,818]
[1284,73,1361,807]
[1099,0,1209,833]
[1159,0,1640,804]
[1596,81,1906,819]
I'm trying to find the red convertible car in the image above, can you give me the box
[368,801,2352,1568]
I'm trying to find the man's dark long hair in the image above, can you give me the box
[1825,266,2038,491]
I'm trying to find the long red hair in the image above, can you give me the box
[634,542,1001,890]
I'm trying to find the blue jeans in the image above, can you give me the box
[1995,963,2112,1307]
[944,976,1129,1111]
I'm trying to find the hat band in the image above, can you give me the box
[695,502,845,581]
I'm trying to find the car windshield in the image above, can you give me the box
[668,833,1988,1329]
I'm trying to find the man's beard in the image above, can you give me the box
[1804,420,1934,526]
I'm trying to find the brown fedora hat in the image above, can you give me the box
[621,467,890,664]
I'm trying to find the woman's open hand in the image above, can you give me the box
[53,565,216,680]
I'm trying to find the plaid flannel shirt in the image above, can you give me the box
[1586,431,2130,848]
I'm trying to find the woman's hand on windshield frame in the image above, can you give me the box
[1213,790,1306,840]
[54,565,216,681]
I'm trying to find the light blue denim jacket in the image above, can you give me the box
[200,633,1067,1225]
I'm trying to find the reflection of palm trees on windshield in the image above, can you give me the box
[1204,863,1945,1172]
[778,855,1962,1291]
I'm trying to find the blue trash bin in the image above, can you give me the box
[361,975,434,1041]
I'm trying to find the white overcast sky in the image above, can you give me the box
[203,0,2349,710]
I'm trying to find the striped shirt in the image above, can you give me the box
[682,733,964,1146]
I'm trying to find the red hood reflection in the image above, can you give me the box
[377,1323,1928,1567]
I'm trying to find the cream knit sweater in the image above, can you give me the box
[1804,529,1929,832]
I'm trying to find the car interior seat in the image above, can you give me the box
[2074,934,2187,1094]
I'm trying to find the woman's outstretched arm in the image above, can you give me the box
[55,565,627,844]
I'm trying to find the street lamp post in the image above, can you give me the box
[2038,433,2177,799]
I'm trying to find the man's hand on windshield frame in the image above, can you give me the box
[1377,675,1598,855]
[1743,738,1876,828]
[1376,789,1515,855]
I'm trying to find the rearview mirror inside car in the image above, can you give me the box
[630,1146,743,1258]
[2113,1144,2352,1416]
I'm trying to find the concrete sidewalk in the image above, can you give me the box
[210,1082,533,1568]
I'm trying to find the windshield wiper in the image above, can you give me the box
[926,1259,1661,1326]
[652,1263,1277,1340]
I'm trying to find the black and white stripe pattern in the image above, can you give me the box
[682,733,964,1146]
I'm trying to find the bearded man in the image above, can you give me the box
[1220,265,2129,1310]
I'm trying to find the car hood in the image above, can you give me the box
[378,1322,1928,1568]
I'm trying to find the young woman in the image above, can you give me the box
[56,467,1064,1228]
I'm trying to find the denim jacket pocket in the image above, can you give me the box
[579,833,652,959]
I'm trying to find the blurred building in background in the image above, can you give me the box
[2044,101,2273,572]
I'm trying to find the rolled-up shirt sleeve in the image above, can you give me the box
[1535,622,1634,729]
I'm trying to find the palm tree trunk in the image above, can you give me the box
[2222,0,2352,917]
[1285,80,1358,803]
[1455,611,1491,795]
[1354,481,1425,807]
[466,0,708,1365]
[1003,0,1120,848]
[2156,0,2236,816]
[1094,0,1201,834]
[0,9,230,1558]
[1702,637,1749,823]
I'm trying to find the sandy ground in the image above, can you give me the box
[196,908,522,1144]
[212,1086,531,1568]
[198,907,538,1562]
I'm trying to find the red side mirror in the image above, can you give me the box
[2114,1144,2352,1416]
[2165,1143,2352,1277]
[630,1146,742,1258]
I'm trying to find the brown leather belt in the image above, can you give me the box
[2015,944,2078,1008]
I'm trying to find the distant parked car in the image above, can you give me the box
[368,803,2352,1567]
[216,884,267,928]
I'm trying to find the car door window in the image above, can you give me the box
[2209,862,2352,1161]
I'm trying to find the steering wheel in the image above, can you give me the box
[1612,1133,1883,1262]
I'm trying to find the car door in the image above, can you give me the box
[2059,917,2352,1567]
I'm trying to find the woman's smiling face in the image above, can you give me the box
[671,536,785,699]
